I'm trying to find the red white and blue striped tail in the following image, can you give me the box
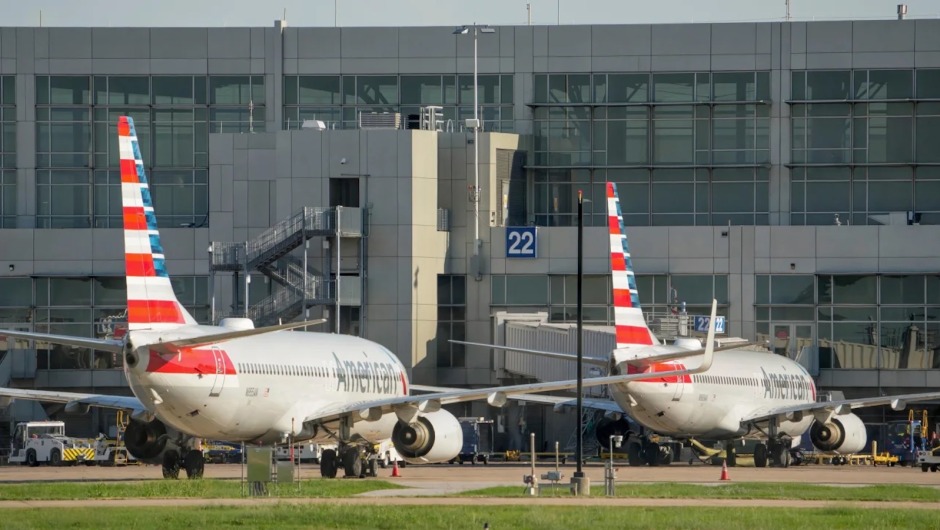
[118,116,198,331]
[606,182,658,348]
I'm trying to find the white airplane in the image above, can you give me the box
[454,182,940,468]
[0,116,722,480]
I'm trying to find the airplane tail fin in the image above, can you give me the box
[606,182,658,347]
[118,116,198,331]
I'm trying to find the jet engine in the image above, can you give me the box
[124,418,180,465]
[809,413,867,454]
[391,409,463,464]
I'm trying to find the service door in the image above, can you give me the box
[209,347,226,397]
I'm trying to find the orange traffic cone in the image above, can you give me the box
[719,461,730,481]
[391,460,401,478]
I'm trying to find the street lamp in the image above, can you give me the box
[454,24,496,280]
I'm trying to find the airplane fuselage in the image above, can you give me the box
[125,327,408,445]
[610,348,817,440]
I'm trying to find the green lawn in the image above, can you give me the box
[461,482,940,502]
[1,505,937,530]
[0,479,402,500]
[3,479,940,504]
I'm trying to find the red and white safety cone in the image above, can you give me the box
[719,461,731,481]
[391,460,401,478]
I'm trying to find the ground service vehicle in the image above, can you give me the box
[453,417,494,465]
[8,421,95,466]
[917,446,940,472]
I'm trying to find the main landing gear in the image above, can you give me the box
[753,438,792,468]
[319,444,378,479]
[162,449,206,479]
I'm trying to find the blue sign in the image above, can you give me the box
[505,227,537,258]
[694,316,726,334]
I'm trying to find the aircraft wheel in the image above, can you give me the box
[644,442,660,467]
[659,447,674,466]
[183,451,205,479]
[627,443,642,467]
[50,449,62,467]
[341,447,362,478]
[162,450,180,479]
[754,443,768,468]
[320,449,338,478]
[367,458,378,477]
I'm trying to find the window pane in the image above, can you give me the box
[49,76,90,105]
[880,275,924,305]
[210,76,252,104]
[857,69,912,100]
[756,275,769,305]
[357,76,398,105]
[806,71,850,100]
[48,278,91,305]
[653,73,694,102]
[831,275,876,304]
[299,76,340,105]
[669,275,714,304]
[108,76,149,105]
[153,76,194,104]
[607,74,650,103]
[0,278,32,306]
[712,72,756,101]
[915,69,940,99]
[93,277,126,306]
[505,275,547,305]
[771,275,815,304]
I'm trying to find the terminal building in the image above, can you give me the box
[0,18,938,447]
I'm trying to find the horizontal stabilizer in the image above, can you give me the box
[0,329,123,353]
[148,318,327,354]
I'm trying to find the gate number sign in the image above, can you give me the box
[506,227,537,258]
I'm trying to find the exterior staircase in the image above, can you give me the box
[210,206,365,327]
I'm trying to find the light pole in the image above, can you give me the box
[454,24,495,280]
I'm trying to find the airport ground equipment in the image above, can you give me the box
[8,421,95,466]
[452,417,494,465]
[886,410,929,466]
[917,446,940,472]
[204,441,243,464]
[94,410,137,465]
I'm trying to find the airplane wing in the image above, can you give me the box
[412,384,625,414]
[450,340,756,368]
[0,387,145,414]
[304,299,717,426]
[740,391,940,425]
[0,330,123,353]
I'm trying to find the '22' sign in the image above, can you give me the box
[506,227,537,258]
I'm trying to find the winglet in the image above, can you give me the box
[119,116,198,331]
[698,299,718,372]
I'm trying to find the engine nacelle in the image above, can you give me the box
[124,418,179,465]
[391,409,463,464]
[809,413,867,454]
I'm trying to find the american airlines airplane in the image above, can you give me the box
[0,117,722,480]
[455,182,940,468]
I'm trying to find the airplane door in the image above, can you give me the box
[209,347,226,397]
[671,374,685,402]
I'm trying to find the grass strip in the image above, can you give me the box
[1,504,937,530]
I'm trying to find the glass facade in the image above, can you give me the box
[790,69,940,225]
[0,276,209,370]
[531,72,771,227]
[35,75,263,228]
[436,275,467,368]
[1,76,15,228]
[492,273,729,326]
[283,74,514,132]
[756,274,940,370]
